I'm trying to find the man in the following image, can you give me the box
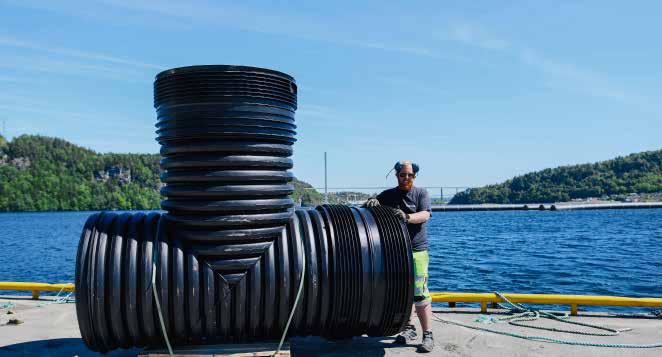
[364,160,434,353]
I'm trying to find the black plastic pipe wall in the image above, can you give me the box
[75,65,413,352]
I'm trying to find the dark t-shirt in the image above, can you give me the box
[376,186,431,251]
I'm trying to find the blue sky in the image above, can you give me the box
[1,1,660,189]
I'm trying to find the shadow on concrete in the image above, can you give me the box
[291,335,415,356]
[0,336,417,356]
[0,338,139,357]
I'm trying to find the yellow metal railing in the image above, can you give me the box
[1,282,661,315]
[431,292,662,315]
[0,282,75,300]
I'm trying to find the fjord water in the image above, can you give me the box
[0,209,660,312]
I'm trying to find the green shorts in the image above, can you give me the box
[413,250,431,306]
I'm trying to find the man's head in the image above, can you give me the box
[395,160,419,192]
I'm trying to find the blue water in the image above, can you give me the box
[0,210,660,312]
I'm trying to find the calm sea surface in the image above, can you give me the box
[0,209,660,312]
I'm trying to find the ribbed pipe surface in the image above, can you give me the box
[75,65,414,352]
[75,206,412,351]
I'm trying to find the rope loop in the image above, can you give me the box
[431,290,662,348]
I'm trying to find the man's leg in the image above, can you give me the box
[394,306,418,344]
[413,250,434,352]
[415,303,432,331]
[394,250,427,345]
[401,304,415,326]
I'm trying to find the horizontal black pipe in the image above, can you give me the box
[75,206,413,351]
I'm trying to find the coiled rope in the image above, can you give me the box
[493,291,630,336]
[36,286,75,307]
[432,291,662,348]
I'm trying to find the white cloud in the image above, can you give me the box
[296,104,377,132]
[5,0,470,63]
[377,76,449,97]
[0,55,152,82]
[0,36,162,70]
[347,40,469,62]
[0,76,40,83]
[0,34,163,83]
[519,48,651,105]
[100,0,472,62]
[447,23,510,50]
[297,104,336,120]
[445,22,655,107]
[6,1,654,109]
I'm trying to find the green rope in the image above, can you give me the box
[273,236,306,357]
[433,315,662,348]
[151,221,174,357]
[493,291,630,337]
[0,301,16,310]
[54,291,75,304]
[36,286,75,307]
[433,291,662,348]
[608,310,662,319]
[147,218,306,357]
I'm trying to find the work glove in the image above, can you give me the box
[363,198,381,208]
[393,208,409,223]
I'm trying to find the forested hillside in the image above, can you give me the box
[0,135,161,211]
[0,135,324,211]
[9,135,657,209]
[450,149,662,204]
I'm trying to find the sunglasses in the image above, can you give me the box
[398,173,416,178]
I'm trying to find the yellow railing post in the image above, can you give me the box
[570,304,578,316]
[0,282,75,298]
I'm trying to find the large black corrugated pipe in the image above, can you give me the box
[75,207,413,351]
[155,65,298,233]
[75,212,163,351]
[74,65,413,352]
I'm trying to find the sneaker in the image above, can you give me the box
[394,324,417,344]
[418,331,434,353]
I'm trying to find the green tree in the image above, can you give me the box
[0,134,326,211]
[451,149,662,204]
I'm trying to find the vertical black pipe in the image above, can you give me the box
[155,66,298,343]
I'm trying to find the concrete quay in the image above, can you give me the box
[1,296,661,356]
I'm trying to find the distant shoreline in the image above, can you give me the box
[0,209,162,214]
[432,202,662,212]
[2,202,662,213]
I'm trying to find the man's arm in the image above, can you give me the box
[408,188,431,224]
[407,211,430,224]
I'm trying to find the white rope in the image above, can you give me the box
[273,242,306,356]
[152,225,174,357]
[152,263,173,356]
